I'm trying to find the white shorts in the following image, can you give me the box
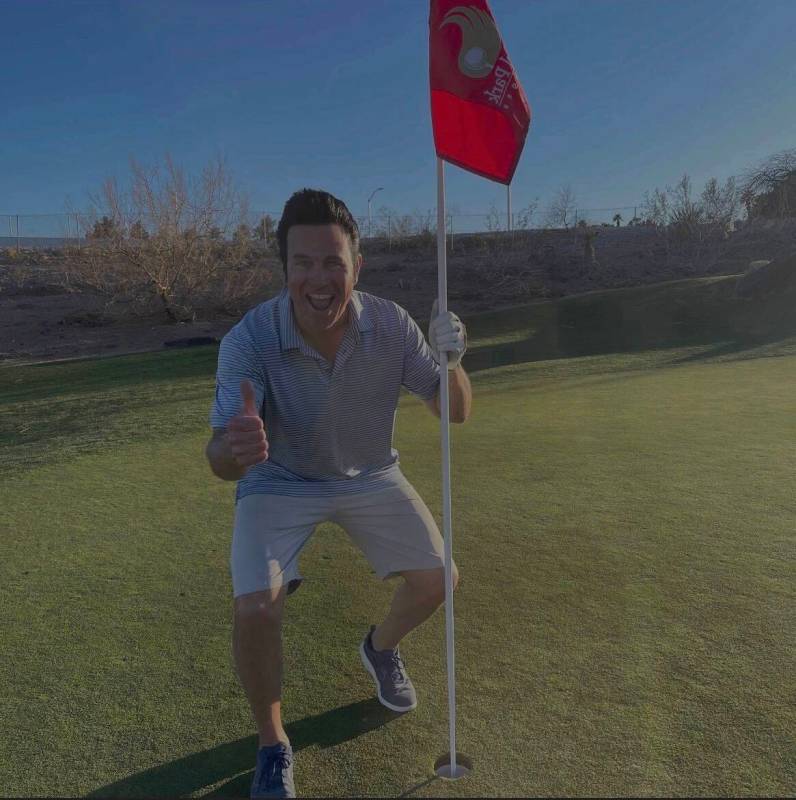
[230,474,453,599]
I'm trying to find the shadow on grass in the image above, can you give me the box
[6,274,795,404]
[0,345,218,406]
[454,272,796,375]
[87,698,443,798]
[462,305,796,376]
[664,331,796,366]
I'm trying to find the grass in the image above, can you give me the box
[1,274,794,797]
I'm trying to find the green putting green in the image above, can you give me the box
[1,277,794,797]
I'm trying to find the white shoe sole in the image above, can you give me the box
[359,639,418,712]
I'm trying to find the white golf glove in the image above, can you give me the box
[428,299,467,370]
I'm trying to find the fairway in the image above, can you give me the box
[1,336,794,797]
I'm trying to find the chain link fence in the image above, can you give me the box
[1,206,648,250]
[1,214,85,249]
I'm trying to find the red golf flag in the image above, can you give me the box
[429,0,531,184]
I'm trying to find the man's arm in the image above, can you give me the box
[424,365,472,423]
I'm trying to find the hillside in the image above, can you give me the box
[456,255,796,374]
[1,219,795,366]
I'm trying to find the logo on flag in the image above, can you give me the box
[439,5,501,79]
[429,0,531,184]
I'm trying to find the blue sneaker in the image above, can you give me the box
[360,624,418,712]
[250,741,295,799]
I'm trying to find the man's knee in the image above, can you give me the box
[233,586,288,626]
[401,563,460,603]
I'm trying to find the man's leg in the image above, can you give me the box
[232,585,290,747]
[370,565,460,652]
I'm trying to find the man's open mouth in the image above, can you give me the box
[306,293,335,311]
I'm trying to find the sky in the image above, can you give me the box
[2,0,795,232]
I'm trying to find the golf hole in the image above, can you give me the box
[433,751,473,779]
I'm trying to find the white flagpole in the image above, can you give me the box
[435,155,458,774]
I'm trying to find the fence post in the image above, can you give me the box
[16,214,20,250]
[387,214,391,250]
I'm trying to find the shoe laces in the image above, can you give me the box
[258,748,291,789]
[370,632,409,684]
[386,651,408,684]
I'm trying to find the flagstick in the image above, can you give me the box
[435,156,457,775]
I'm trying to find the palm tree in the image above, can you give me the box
[613,213,623,227]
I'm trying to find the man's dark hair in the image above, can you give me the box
[276,188,360,279]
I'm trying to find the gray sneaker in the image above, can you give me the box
[250,741,295,799]
[360,625,418,712]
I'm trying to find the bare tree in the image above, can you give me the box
[254,214,277,244]
[129,220,149,240]
[63,153,277,321]
[738,147,796,219]
[642,173,737,271]
[372,205,421,249]
[414,208,435,238]
[86,215,122,240]
[700,176,739,235]
[641,186,670,228]
[233,222,252,243]
[514,198,539,230]
[371,204,394,240]
[544,185,576,229]
[389,210,417,239]
[485,201,501,232]
[667,173,703,239]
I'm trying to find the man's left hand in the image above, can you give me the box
[428,299,467,370]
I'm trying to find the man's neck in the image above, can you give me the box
[294,303,350,344]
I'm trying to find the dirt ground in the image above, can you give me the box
[2,222,793,367]
[0,233,552,365]
[0,242,530,366]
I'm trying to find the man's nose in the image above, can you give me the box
[305,264,335,281]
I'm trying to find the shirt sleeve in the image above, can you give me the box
[401,308,441,401]
[209,329,265,430]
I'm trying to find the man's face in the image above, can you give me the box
[286,224,362,340]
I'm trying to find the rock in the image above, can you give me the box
[734,253,795,299]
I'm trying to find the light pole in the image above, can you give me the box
[367,187,384,238]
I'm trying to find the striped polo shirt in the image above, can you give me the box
[209,286,442,502]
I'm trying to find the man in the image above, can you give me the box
[205,188,471,799]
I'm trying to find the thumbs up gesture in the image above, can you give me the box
[226,380,269,468]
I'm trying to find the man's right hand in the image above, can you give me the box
[226,379,269,468]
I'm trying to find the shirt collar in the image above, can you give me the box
[279,287,373,352]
